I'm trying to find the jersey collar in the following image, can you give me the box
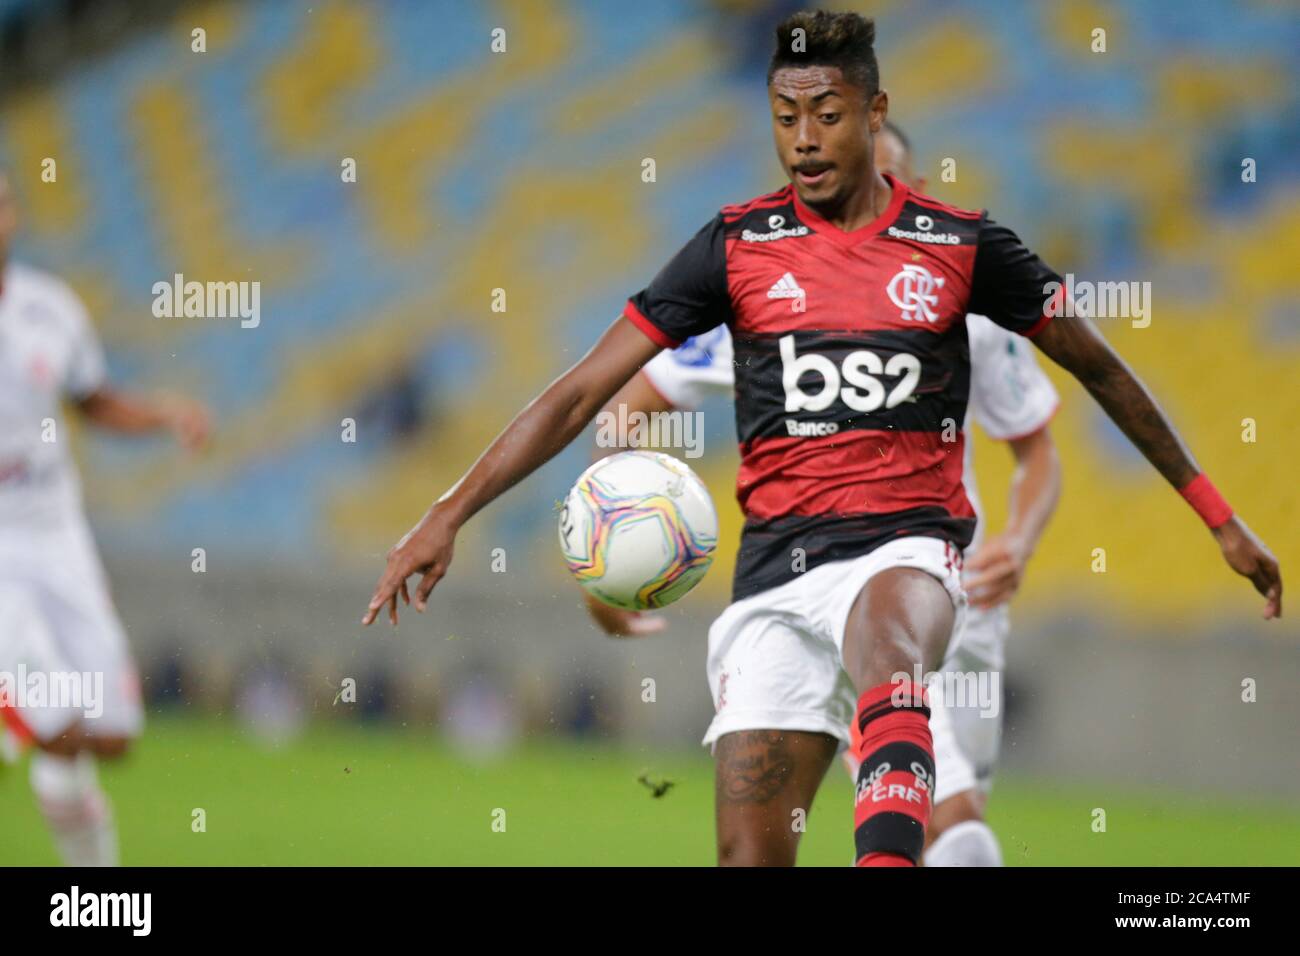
[791,171,908,248]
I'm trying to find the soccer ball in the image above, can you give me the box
[559,451,718,611]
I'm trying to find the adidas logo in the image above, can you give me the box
[766,272,805,299]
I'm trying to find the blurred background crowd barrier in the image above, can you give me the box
[1,0,1296,793]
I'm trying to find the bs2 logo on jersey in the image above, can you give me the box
[780,335,921,422]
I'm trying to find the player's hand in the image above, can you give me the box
[583,592,667,638]
[1211,516,1282,619]
[363,505,458,627]
[963,533,1030,610]
[161,395,211,451]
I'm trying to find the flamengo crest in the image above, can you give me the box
[886,263,944,322]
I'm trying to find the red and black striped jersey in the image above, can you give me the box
[623,173,1062,601]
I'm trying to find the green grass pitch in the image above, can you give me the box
[3,716,1297,866]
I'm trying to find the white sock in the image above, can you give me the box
[30,752,119,867]
[1,728,21,764]
[924,819,1002,867]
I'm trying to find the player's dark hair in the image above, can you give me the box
[767,10,879,95]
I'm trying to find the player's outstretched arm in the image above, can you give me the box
[363,315,661,627]
[76,387,211,451]
[1031,313,1282,618]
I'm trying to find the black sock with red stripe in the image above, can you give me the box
[853,680,934,867]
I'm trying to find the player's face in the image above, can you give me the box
[769,65,887,212]
[0,174,15,270]
[873,129,925,192]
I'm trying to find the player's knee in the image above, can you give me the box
[33,723,86,758]
[875,626,925,678]
[88,736,131,760]
[847,625,924,691]
[34,726,130,760]
[844,571,953,690]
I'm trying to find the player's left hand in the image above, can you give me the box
[161,394,211,451]
[363,503,459,627]
[962,534,1029,610]
[1211,516,1282,619]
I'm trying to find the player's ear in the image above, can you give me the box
[868,88,889,132]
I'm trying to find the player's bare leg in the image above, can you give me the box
[27,723,129,866]
[929,790,984,835]
[841,568,956,866]
[715,729,837,866]
[36,722,131,760]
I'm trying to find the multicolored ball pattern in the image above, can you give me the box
[559,451,718,610]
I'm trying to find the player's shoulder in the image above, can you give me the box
[5,261,87,314]
[719,185,805,242]
[887,184,985,246]
[720,184,795,221]
[900,186,984,223]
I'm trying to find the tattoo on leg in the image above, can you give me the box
[716,731,796,804]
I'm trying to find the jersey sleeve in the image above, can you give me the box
[966,313,1059,440]
[640,327,735,410]
[967,216,1063,339]
[61,286,108,399]
[624,213,731,349]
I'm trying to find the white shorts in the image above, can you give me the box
[929,603,1007,805]
[702,536,967,750]
[0,520,143,743]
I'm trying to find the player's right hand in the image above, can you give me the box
[1211,515,1282,619]
[363,505,457,627]
[583,592,667,638]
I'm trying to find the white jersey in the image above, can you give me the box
[960,313,1060,553]
[642,315,1058,555]
[0,263,141,742]
[0,261,107,531]
[641,325,733,410]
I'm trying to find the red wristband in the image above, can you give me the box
[1179,473,1233,529]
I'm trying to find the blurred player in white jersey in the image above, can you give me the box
[0,170,210,865]
[584,124,1062,866]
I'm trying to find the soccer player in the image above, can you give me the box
[363,11,1281,867]
[0,170,210,865]
[583,121,1062,868]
